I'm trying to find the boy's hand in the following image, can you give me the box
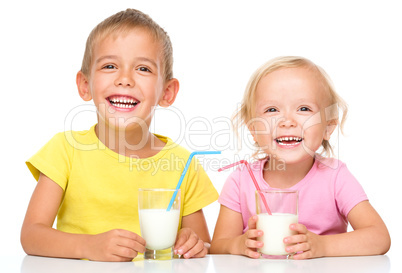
[174,228,207,258]
[86,229,146,262]
[284,223,324,260]
[237,215,263,259]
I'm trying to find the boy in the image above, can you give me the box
[21,9,218,262]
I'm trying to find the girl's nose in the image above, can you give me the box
[278,113,297,128]
[115,71,134,87]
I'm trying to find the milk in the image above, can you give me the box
[257,213,298,255]
[139,209,180,250]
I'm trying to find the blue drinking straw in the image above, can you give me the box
[166,151,221,211]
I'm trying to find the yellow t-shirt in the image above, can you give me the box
[26,125,218,236]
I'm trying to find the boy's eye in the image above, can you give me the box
[137,67,151,72]
[102,64,116,69]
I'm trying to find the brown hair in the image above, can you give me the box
[80,9,173,81]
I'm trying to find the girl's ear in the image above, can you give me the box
[247,123,258,143]
[324,119,338,140]
[76,71,92,101]
[159,78,179,107]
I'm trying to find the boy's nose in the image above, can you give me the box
[115,72,134,87]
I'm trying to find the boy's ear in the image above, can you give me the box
[159,78,179,107]
[76,71,92,101]
[324,119,338,140]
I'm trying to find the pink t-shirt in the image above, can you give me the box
[218,156,368,235]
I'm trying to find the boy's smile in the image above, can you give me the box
[107,95,140,111]
[76,25,179,156]
[78,27,169,131]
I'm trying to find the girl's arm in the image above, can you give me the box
[21,173,145,261]
[285,200,391,259]
[210,205,262,258]
[174,209,211,258]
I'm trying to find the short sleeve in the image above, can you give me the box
[334,164,368,217]
[218,168,242,213]
[26,132,73,190]
[182,157,219,216]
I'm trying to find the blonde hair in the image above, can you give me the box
[80,9,173,81]
[233,56,348,158]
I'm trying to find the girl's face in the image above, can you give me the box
[249,66,335,165]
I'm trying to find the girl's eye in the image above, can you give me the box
[299,107,311,112]
[103,64,116,69]
[265,108,278,113]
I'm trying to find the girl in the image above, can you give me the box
[210,56,390,259]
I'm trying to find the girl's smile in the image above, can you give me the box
[251,66,334,165]
[275,136,303,148]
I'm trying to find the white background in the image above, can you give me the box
[1,0,401,266]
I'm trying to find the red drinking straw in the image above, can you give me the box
[218,160,272,215]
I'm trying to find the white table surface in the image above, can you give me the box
[2,254,398,273]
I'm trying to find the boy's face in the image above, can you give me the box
[249,67,335,165]
[78,27,177,131]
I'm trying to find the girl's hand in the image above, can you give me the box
[85,229,146,262]
[237,215,263,259]
[283,224,325,260]
[174,228,208,258]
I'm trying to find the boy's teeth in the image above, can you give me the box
[108,97,138,108]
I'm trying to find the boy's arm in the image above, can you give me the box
[21,173,145,261]
[285,201,391,259]
[210,205,262,258]
[181,209,211,243]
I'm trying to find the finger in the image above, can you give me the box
[245,238,263,249]
[175,233,199,256]
[289,223,308,234]
[112,245,138,260]
[192,248,208,258]
[129,240,146,253]
[284,234,308,245]
[191,243,208,258]
[109,254,134,262]
[174,229,190,250]
[116,236,146,254]
[116,229,146,246]
[182,239,205,259]
[286,242,310,254]
[89,252,130,262]
[246,229,263,239]
[293,250,313,260]
[248,215,258,230]
[244,248,261,259]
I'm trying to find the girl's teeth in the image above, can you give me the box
[276,137,303,143]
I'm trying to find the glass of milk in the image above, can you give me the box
[255,190,298,259]
[138,188,181,260]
